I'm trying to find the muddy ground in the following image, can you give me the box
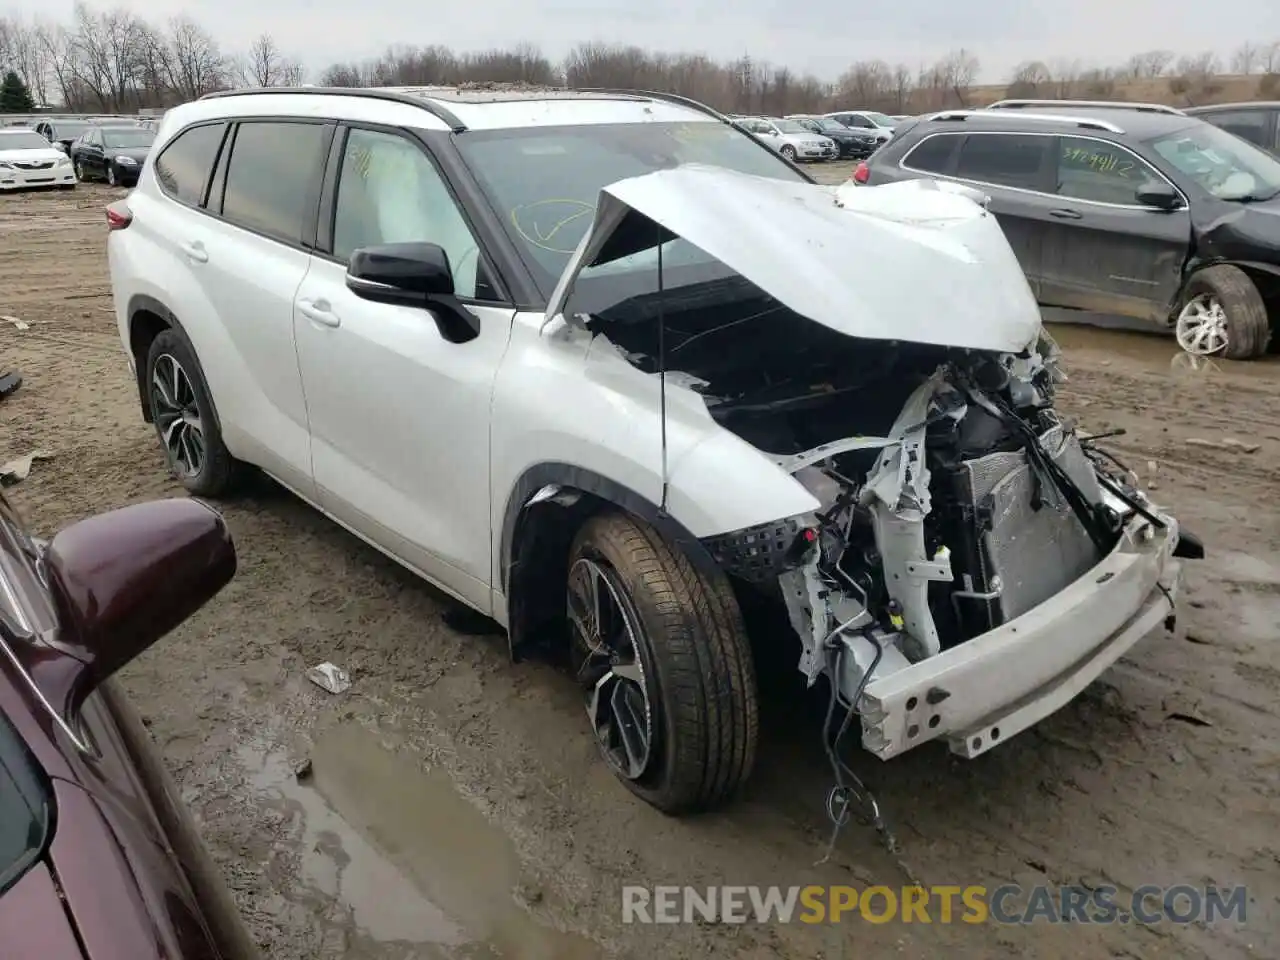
[1,172,1278,960]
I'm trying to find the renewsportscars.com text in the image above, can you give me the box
[621,884,1248,925]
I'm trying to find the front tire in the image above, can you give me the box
[567,512,758,813]
[145,329,245,497]
[107,164,117,187]
[73,158,87,181]
[1175,265,1271,360]
[781,144,797,162]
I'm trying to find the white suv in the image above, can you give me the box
[108,86,1197,814]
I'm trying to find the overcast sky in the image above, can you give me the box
[8,0,1278,82]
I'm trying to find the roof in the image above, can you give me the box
[195,84,726,132]
[916,105,1196,139]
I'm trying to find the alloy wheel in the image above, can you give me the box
[1175,294,1229,356]
[567,556,654,780]
[150,353,205,479]
[74,160,85,181]
[107,165,117,186]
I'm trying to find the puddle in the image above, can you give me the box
[1044,318,1280,380]
[238,724,601,959]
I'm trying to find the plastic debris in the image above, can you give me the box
[1,315,29,331]
[0,450,52,487]
[306,662,351,694]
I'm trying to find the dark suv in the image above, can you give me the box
[861,102,1280,359]
[1185,101,1280,157]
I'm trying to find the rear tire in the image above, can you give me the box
[567,512,758,813]
[1176,265,1271,360]
[145,329,245,497]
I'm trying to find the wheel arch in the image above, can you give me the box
[1174,257,1280,315]
[499,462,724,661]
[126,295,223,432]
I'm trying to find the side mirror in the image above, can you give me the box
[33,498,235,720]
[1136,181,1182,211]
[346,242,481,344]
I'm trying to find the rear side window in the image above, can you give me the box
[1201,110,1268,148]
[219,121,325,244]
[154,123,226,206]
[902,134,961,173]
[0,713,50,895]
[954,134,1050,190]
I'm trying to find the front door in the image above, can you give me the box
[1038,135,1191,323]
[293,125,515,612]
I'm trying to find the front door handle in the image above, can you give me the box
[179,241,208,263]
[298,299,341,328]
[1049,208,1083,220]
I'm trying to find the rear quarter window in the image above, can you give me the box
[1200,110,1268,148]
[154,122,228,206]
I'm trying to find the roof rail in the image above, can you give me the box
[199,86,467,132]
[575,87,732,123]
[932,109,1125,134]
[986,98,1185,116]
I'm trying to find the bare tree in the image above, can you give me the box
[1231,42,1260,74]
[1262,41,1280,74]
[835,60,894,109]
[169,17,226,99]
[1124,50,1174,79]
[237,33,303,87]
[1006,60,1052,98]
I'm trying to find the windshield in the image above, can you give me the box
[865,112,896,127]
[102,128,154,149]
[1149,123,1280,201]
[0,711,51,895]
[457,120,805,298]
[52,123,89,138]
[0,131,52,151]
[773,120,809,135]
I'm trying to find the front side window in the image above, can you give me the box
[220,121,326,242]
[331,127,485,299]
[1056,136,1165,205]
[954,133,1050,190]
[845,115,874,128]
[154,122,226,206]
[773,120,809,135]
[1149,121,1280,201]
[456,120,805,298]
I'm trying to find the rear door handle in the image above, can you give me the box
[1049,208,1083,220]
[298,299,341,328]
[179,241,208,263]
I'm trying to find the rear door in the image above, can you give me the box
[189,119,332,498]
[945,132,1056,295]
[1038,134,1191,322]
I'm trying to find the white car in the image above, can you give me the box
[0,127,76,191]
[107,87,1197,813]
[738,116,837,161]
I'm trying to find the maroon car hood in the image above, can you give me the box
[0,863,84,959]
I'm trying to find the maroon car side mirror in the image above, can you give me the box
[34,498,236,719]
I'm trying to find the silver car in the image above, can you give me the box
[738,116,836,162]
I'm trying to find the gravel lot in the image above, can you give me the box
[2,173,1278,960]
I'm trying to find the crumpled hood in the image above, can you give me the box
[546,164,1043,353]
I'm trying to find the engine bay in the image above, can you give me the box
[593,280,1142,711]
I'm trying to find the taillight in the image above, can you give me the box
[105,201,132,231]
[852,161,870,184]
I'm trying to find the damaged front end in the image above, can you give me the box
[549,165,1190,762]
